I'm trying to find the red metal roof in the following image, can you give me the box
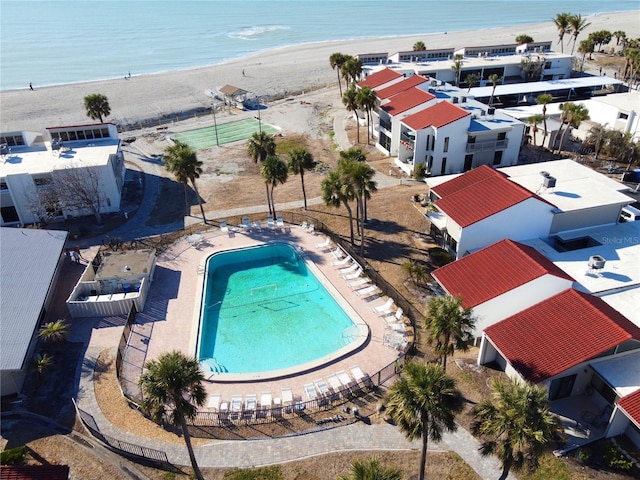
[485,289,640,383]
[403,101,471,130]
[376,75,428,100]
[431,164,503,198]
[380,87,435,116]
[357,68,403,89]
[618,389,640,426]
[433,239,574,308]
[0,465,70,480]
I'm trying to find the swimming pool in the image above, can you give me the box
[197,243,366,379]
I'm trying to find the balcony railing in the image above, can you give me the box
[466,138,508,153]
[400,133,415,152]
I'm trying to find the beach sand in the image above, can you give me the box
[1,10,638,132]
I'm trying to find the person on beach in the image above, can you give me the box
[242,69,245,76]
[29,82,33,90]
[72,250,81,264]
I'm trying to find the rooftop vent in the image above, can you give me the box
[588,255,606,270]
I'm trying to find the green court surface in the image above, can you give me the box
[172,118,278,150]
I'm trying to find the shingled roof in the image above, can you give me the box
[433,239,574,309]
[485,289,640,383]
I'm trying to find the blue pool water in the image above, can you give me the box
[198,243,358,374]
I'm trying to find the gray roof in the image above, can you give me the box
[0,227,67,371]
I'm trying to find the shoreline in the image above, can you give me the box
[1,10,638,132]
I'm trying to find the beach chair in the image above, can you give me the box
[267,215,275,229]
[253,220,262,231]
[342,267,362,280]
[314,379,330,406]
[307,223,315,234]
[331,246,345,259]
[207,393,221,410]
[315,236,331,250]
[220,220,229,234]
[281,387,293,413]
[373,297,395,315]
[242,216,251,231]
[218,400,230,425]
[276,215,286,230]
[355,284,378,297]
[338,262,360,275]
[230,395,243,420]
[350,366,374,391]
[243,394,257,423]
[300,221,308,230]
[303,383,318,402]
[348,277,370,289]
[326,373,344,401]
[258,391,272,418]
[332,255,352,267]
[337,370,355,397]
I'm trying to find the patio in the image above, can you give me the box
[551,394,610,452]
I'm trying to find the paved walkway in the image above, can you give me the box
[70,103,514,479]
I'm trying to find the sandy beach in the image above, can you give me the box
[1,10,638,132]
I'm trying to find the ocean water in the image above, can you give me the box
[1,0,638,91]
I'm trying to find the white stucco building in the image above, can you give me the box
[0,123,125,226]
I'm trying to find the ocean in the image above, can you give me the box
[1,0,638,91]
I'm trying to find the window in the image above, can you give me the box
[0,181,7,190]
[443,137,450,152]
[467,135,476,144]
[544,61,552,69]
[1,206,19,223]
[493,150,503,165]
[618,112,629,120]
[440,158,447,176]
[497,132,506,140]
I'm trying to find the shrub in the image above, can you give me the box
[413,163,426,179]
[0,446,27,465]
[603,440,633,471]
[429,247,453,267]
[576,447,591,463]
[223,466,284,480]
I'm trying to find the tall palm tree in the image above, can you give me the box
[84,93,111,123]
[287,148,315,210]
[423,296,475,371]
[138,351,207,480]
[569,14,592,55]
[553,13,572,53]
[246,130,276,163]
[261,155,288,218]
[330,52,348,97]
[473,378,561,480]
[343,84,360,144]
[342,56,363,85]
[356,85,377,144]
[37,319,69,345]
[556,103,589,154]
[535,93,553,147]
[578,39,595,71]
[164,141,207,222]
[527,114,545,146]
[339,55,355,88]
[613,30,626,46]
[343,159,377,256]
[451,54,464,87]
[340,147,369,226]
[487,74,501,106]
[385,361,462,480]
[464,73,479,92]
[338,457,402,480]
[322,169,356,246]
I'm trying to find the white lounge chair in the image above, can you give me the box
[253,220,262,231]
[304,383,318,401]
[315,379,330,397]
[355,284,378,297]
[342,267,362,280]
[301,221,308,229]
[339,262,360,275]
[276,215,285,230]
[348,277,370,289]
[331,246,345,259]
[220,220,229,234]
[242,216,251,230]
[267,215,275,229]
[326,373,343,400]
[332,255,352,267]
[281,387,293,412]
[207,393,221,410]
[350,366,374,390]
[315,237,331,249]
[230,395,243,419]
[373,298,395,315]
[307,224,315,234]
[337,370,355,394]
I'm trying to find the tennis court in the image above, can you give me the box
[172,118,278,150]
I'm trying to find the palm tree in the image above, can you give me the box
[37,319,69,345]
[343,84,360,144]
[385,361,462,480]
[578,39,595,71]
[613,30,626,46]
[164,141,207,222]
[569,14,592,55]
[553,13,572,53]
[527,114,545,146]
[464,73,479,92]
[342,56,363,85]
[338,457,402,480]
[535,93,553,147]
[261,155,288,218]
[322,169,356,246]
[344,159,377,256]
[451,54,464,87]
[138,351,207,480]
[339,147,369,226]
[585,123,609,160]
[423,296,475,371]
[83,93,111,123]
[413,41,426,51]
[473,378,561,480]
[287,148,315,210]
[330,52,348,96]
[515,34,534,45]
[487,74,501,106]
[556,103,589,154]
[356,85,377,144]
[247,130,276,163]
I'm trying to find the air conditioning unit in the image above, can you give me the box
[543,175,556,188]
[588,255,606,270]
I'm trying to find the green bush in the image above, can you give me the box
[604,440,633,471]
[576,447,591,463]
[413,163,426,180]
[429,247,453,267]
[1,445,27,465]
[223,465,284,480]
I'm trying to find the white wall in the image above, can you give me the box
[456,198,554,258]
[428,119,470,176]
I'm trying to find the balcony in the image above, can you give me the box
[379,119,391,132]
[400,132,415,152]
[466,138,508,153]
